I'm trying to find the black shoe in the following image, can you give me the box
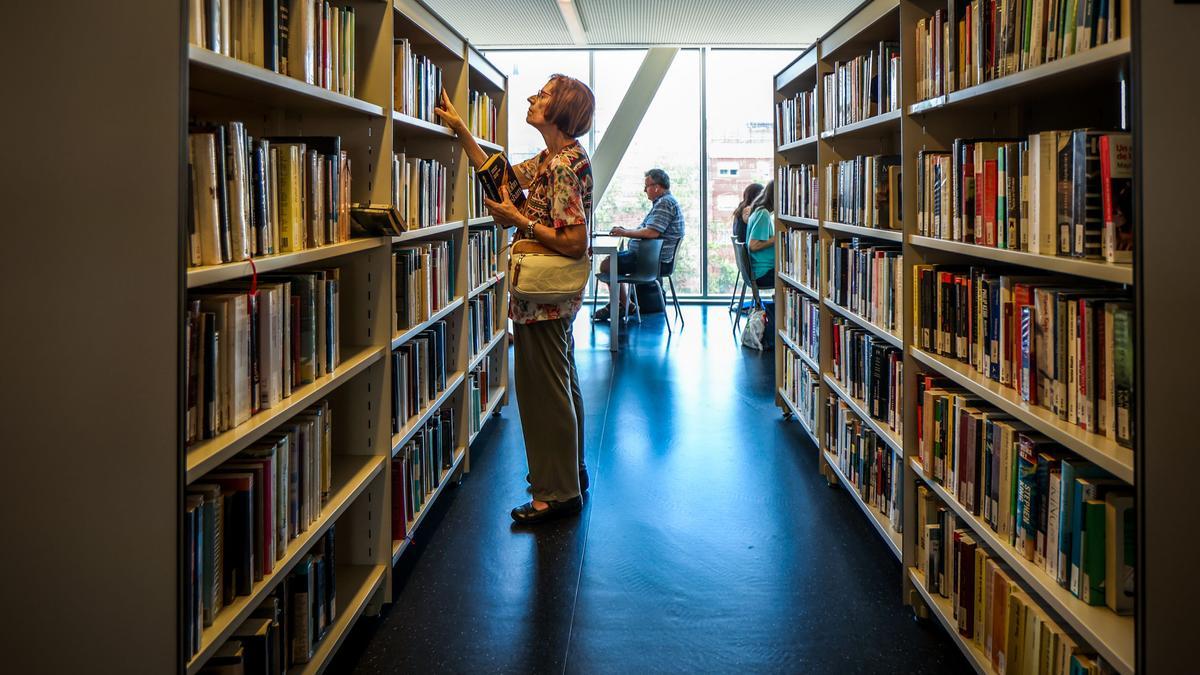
[511,497,583,523]
[593,306,611,322]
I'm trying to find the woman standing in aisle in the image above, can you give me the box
[436,75,595,524]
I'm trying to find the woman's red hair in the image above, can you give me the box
[544,74,595,138]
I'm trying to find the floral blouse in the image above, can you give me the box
[509,141,593,325]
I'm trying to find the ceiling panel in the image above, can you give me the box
[421,0,860,47]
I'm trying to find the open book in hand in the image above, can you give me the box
[477,152,527,210]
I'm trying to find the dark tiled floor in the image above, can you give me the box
[332,306,971,674]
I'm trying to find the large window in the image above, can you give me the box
[487,48,797,298]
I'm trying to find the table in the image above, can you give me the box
[591,235,621,351]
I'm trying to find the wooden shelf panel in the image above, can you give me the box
[910,236,1133,285]
[823,374,903,456]
[778,214,819,228]
[778,330,820,373]
[778,388,819,447]
[469,272,505,299]
[292,564,387,675]
[391,110,456,138]
[778,272,819,300]
[910,460,1135,674]
[823,298,903,348]
[909,348,1134,484]
[822,452,902,560]
[187,239,388,289]
[823,220,903,242]
[392,220,464,243]
[820,108,902,140]
[908,568,995,675]
[187,347,385,483]
[777,136,818,152]
[392,296,465,350]
[391,371,466,456]
[188,46,385,117]
[469,386,507,446]
[392,448,466,564]
[187,454,385,674]
[908,39,1131,115]
[469,330,507,371]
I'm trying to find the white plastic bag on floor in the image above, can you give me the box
[741,308,767,350]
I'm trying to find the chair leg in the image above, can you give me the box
[633,284,642,323]
[657,281,671,333]
[668,276,683,328]
[734,284,747,332]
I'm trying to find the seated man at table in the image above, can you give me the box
[594,168,685,321]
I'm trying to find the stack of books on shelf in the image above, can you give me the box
[468,359,493,436]
[394,242,455,332]
[188,127,351,267]
[392,410,457,538]
[468,227,499,289]
[393,39,443,123]
[186,271,341,442]
[827,239,903,337]
[782,352,820,432]
[914,8,951,101]
[780,228,820,289]
[187,0,358,96]
[917,131,1133,263]
[392,153,449,229]
[185,399,333,659]
[824,154,902,229]
[778,163,818,220]
[391,321,450,434]
[830,316,904,437]
[468,90,499,143]
[916,486,1115,674]
[825,395,903,535]
[467,167,487,220]
[468,288,498,359]
[783,289,820,359]
[775,88,817,145]
[913,267,1134,447]
[822,42,900,128]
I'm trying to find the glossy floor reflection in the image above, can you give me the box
[333,306,971,674]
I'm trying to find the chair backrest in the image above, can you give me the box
[732,240,764,308]
[620,238,664,283]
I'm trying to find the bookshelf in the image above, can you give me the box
[773,0,1142,672]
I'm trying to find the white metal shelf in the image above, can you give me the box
[392,448,466,565]
[777,136,818,152]
[910,459,1135,675]
[908,567,995,675]
[187,239,388,288]
[391,371,467,456]
[822,451,902,560]
[292,564,387,675]
[778,214,819,228]
[823,374,903,457]
[392,297,465,350]
[909,236,1133,285]
[823,298,903,349]
[186,454,385,674]
[467,216,495,226]
[392,110,456,138]
[186,347,385,483]
[469,329,506,371]
[909,348,1134,484]
[823,220,904,242]
[778,330,820,373]
[393,220,465,243]
[820,108,902,140]
[476,137,503,153]
[778,272,819,300]
[469,272,505,299]
[469,386,507,446]
[778,387,819,447]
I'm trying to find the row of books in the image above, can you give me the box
[187,0,357,97]
[824,154,902,230]
[391,152,450,230]
[914,9,952,101]
[916,377,1134,614]
[917,488,1111,675]
[188,126,351,267]
[782,288,820,360]
[392,408,457,541]
[779,228,820,291]
[825,396,903,535]
[782,351,819,433]
[777,163,818,220]
[186,271,341,444]
[913,266,1133,446]
[827,240,903,336]
[185,400,333,657]
[391,321,450,434]
[468,288,498,359]
[916,130,1133,262]
[775,89,817,146]
[468,359,494,437]
[197,527,339,673]
[822,42,900,129]
[393,39,443,123]
[830,317,904,437]
[467,167,487,220]
[394,242,455,333]
[468,227,499,290]
[468,90,500,143]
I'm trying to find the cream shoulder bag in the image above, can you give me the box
[507,238,591,304]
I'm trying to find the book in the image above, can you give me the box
[1099,133,1133,263]
[476,152,526,210]
[1105,491,1135,614]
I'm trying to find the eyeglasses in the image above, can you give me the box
[532,88,552,101]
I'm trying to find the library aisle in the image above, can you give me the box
[332,307,970,673]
